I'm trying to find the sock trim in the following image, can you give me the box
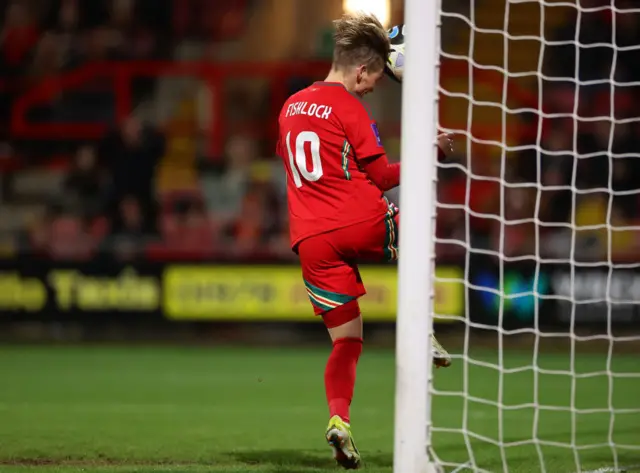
[333,337,363,346]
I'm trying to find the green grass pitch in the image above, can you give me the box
[0,345,638,472]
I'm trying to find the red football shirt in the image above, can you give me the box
[276,82,390,249]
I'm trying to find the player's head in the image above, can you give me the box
[330,12,390,96]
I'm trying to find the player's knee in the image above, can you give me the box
[332,336,363,359]
[322,299,362,337]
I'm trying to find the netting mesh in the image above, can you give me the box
[430,1,640,471]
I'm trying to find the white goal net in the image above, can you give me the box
[406,0,640,472]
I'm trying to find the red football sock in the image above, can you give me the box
[325,337,363,424]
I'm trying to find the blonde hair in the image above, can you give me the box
[332,12,390,72]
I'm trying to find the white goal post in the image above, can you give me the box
[393,0,441,471]
[393,0,640,472]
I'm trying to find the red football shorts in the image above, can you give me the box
[297,206,399,320]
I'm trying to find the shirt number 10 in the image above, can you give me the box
[285,130,324,188]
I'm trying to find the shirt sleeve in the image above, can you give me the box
[362,156,400,191]
[343,96,385,161]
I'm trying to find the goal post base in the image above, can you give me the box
[425,463,443,473]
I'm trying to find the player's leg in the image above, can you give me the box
[323,298,363,424]
[360,208,452,368]
[323,300,363,470]
[297,235,365,469]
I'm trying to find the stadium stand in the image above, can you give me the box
[1,0,639,264]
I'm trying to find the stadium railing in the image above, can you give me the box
[10,59,539,158]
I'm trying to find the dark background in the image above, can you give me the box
[0,0,639,345]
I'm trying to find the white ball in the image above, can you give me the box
[385,24,405,82]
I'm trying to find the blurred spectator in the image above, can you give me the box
[22,208,54,258]
[164,199,217,257]
[536,128,574,225]
[26,32,63,86]
[55,0,79,33]
[44,0,109,31]
[201,133,257,226]
[102,195,147,261]
[543,1,612,87]
[610,3,640,86]
[266,210,297,261]
[439,156,501,238]
[85,26,126,62]
[61,145,108,217]
[145,197,217,260]
[224,176,281,258]
[110,0,158,59]
[0,1,39,77]
[173,0,248,42]
[48,211,95,261]
[490,184,537,258]
[100,116,165,233]
[611,155,640,220]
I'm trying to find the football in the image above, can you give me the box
[385,24,405,82]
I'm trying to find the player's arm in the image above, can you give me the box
[344,98,453,191]
[362,133,454,190]
[361,133,457,190]
[359,154,400,191]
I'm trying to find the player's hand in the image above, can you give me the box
[437,133,454,156]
